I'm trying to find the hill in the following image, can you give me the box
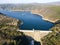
[41,21,60,45]
[0,14,30,45]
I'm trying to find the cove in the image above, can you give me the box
[0,10,54,30]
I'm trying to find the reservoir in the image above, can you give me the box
[0,10,54,30]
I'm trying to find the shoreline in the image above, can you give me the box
[31,11,57,23]
[10,10,57,23]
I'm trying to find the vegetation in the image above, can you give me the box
[48,6,60,19]
[0,14,29,45]
[41,22,60,45]
[0,28,29,45]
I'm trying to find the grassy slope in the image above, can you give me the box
[31,6,60,22]
[48,6,60,19]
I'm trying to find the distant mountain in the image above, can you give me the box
[46,1,60,5]
[0,1,60,10]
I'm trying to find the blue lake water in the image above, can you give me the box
[0,10,54,30]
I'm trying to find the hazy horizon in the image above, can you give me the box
[0,0,60,4]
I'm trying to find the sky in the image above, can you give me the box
[0,0,60,4]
